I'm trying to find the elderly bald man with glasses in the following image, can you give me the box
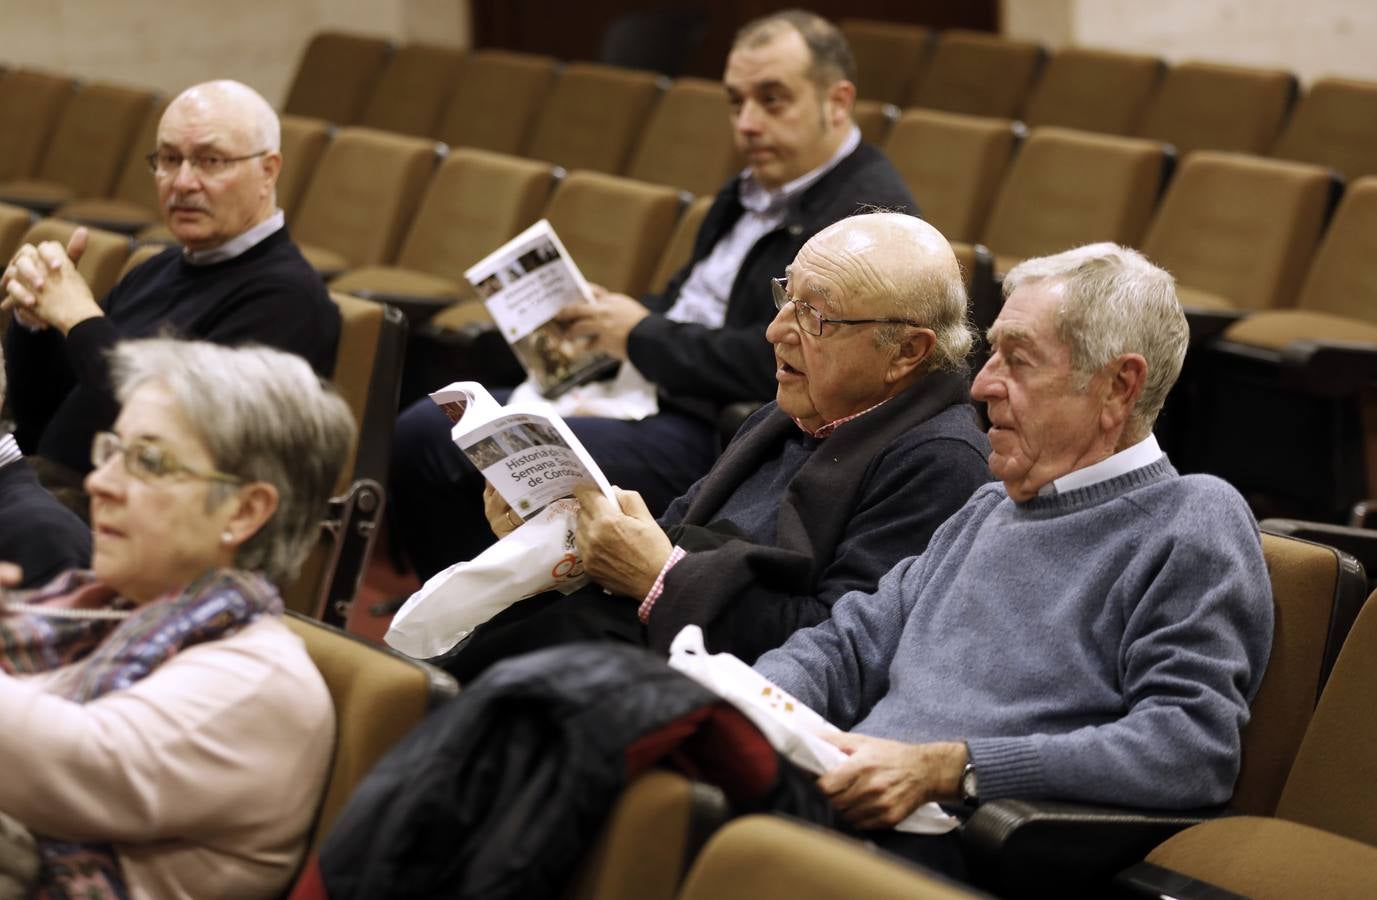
[1,79,338,518]
[439,213,992,680]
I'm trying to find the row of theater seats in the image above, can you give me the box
[279,26,1377,185]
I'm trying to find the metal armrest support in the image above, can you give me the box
[960,799,1221,898]
[312,479,385,628]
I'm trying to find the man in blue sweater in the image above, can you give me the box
[754,243,1273,872]
[2,80,338,515]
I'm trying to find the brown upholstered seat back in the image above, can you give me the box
[1270,76,1377,181]
[1134,61,1296,157]
[283,31,392,124]
[0,70,74,181]
[883,109,1019,244]
[979,127,1167,266]
[1141,152,1333,310]
[357,43,466,138]
[839,19,933,106]
[1275,588,1377,844]
[0,202,31,263]
[1021,47,1165,136]
[33,83,154,200]
[284,612,456,852]
[544,171,684,298]
[852,100,898,147]
[626,77,740,198]
[1232,534,1346,816]
[277,114,334,218]
[525,63,666,175]
[435,50,559,156]
[649,195,713,296]
[395,148,557,282]
[1291,176,1377,323]
[907,29,1044,120]
[292,127,439,269]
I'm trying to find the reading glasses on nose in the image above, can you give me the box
[145,150,269,177]
[770,277,924,337]
[91,431,243,485]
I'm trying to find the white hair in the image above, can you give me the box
[1003,243,1188,440]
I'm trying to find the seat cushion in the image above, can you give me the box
[430,299,494,330]
[331,266,463,301]
[0,179,74,206]
[1146,816,1377,899]
[298,243,351,278]
[55,198,159,230]
[1223,309,1377,350]
[1174,285,1237,311]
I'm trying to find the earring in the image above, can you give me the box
[221,530,235,546]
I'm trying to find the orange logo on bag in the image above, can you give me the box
[551,554,584,579]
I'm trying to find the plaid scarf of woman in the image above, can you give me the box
[0,568,281,900]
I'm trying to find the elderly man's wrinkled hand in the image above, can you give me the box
[553,285,651,360]
[572,484,671,598]
[2,233,101,335]
[816,734,967,830]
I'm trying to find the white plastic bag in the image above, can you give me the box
[385,500,588,659]
[667,626,958,835]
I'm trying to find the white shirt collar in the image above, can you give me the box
[0,434,22,470]
[1041,433,1163,497]
[738,125,861,214]
[183,209,285,266]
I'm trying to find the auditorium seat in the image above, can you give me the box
[852,100,899,147]
[524,63,667,175]
[959,530,1367,897]
[290,127,442,277]
[564,770,728,900]
[331,148,558,321]
[544,170,686,298]
[648,195,713,295]
[434,49,560,155]
[54,97,167,234]
[951,127,1169,276]
[625,77,740,198]
[278,114,335,218]
[680,816,981,900]
[0,82,155,215]
[838,19,933,106]
[0,70,73,183]
[1270,76,1377,181]
[356,42,465,138]
[1134,61,1297,157]
[1121,585,1377,899]
[1176,178,1377,519]
[0,202,32,264]
[882,109,1021,244]
[18,218,131,301]
[907,29,1045,120]
[1020,46,1165,135]
[117,242,165,280]
[282,31,393,124]
[1139,152,1336,317]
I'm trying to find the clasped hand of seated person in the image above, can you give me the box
[817,733,968,830]
[482,483,671,599]
[1,227,102,334]
[552,284,651,361]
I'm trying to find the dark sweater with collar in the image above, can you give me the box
[756,459,1274,809]
[648,369,991,662]
[626,141,917,422]
[0,456,91,588]
[6,226,338,473]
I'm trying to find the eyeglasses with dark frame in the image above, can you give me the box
[145,149,270,178]
[770,277,924,337]
[91,431,244,485]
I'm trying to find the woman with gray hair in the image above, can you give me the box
[0,338,354,899]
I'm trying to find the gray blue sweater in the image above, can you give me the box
[755,458,1273,809]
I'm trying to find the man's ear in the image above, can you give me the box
[826,79,856,128]
[259,151,283,194]
[886,327,937,384]
[223,481,280,550]
[1100,353,1148,435]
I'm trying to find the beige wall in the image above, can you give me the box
[0,0,470,106]
[1004,0,1377,84]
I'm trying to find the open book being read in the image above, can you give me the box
[430,381,616,522]
[466,219,619,399]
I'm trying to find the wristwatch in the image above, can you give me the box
[960,759,979,805]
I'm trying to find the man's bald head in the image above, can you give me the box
[165,80,280,154]
[794,213,973,373]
